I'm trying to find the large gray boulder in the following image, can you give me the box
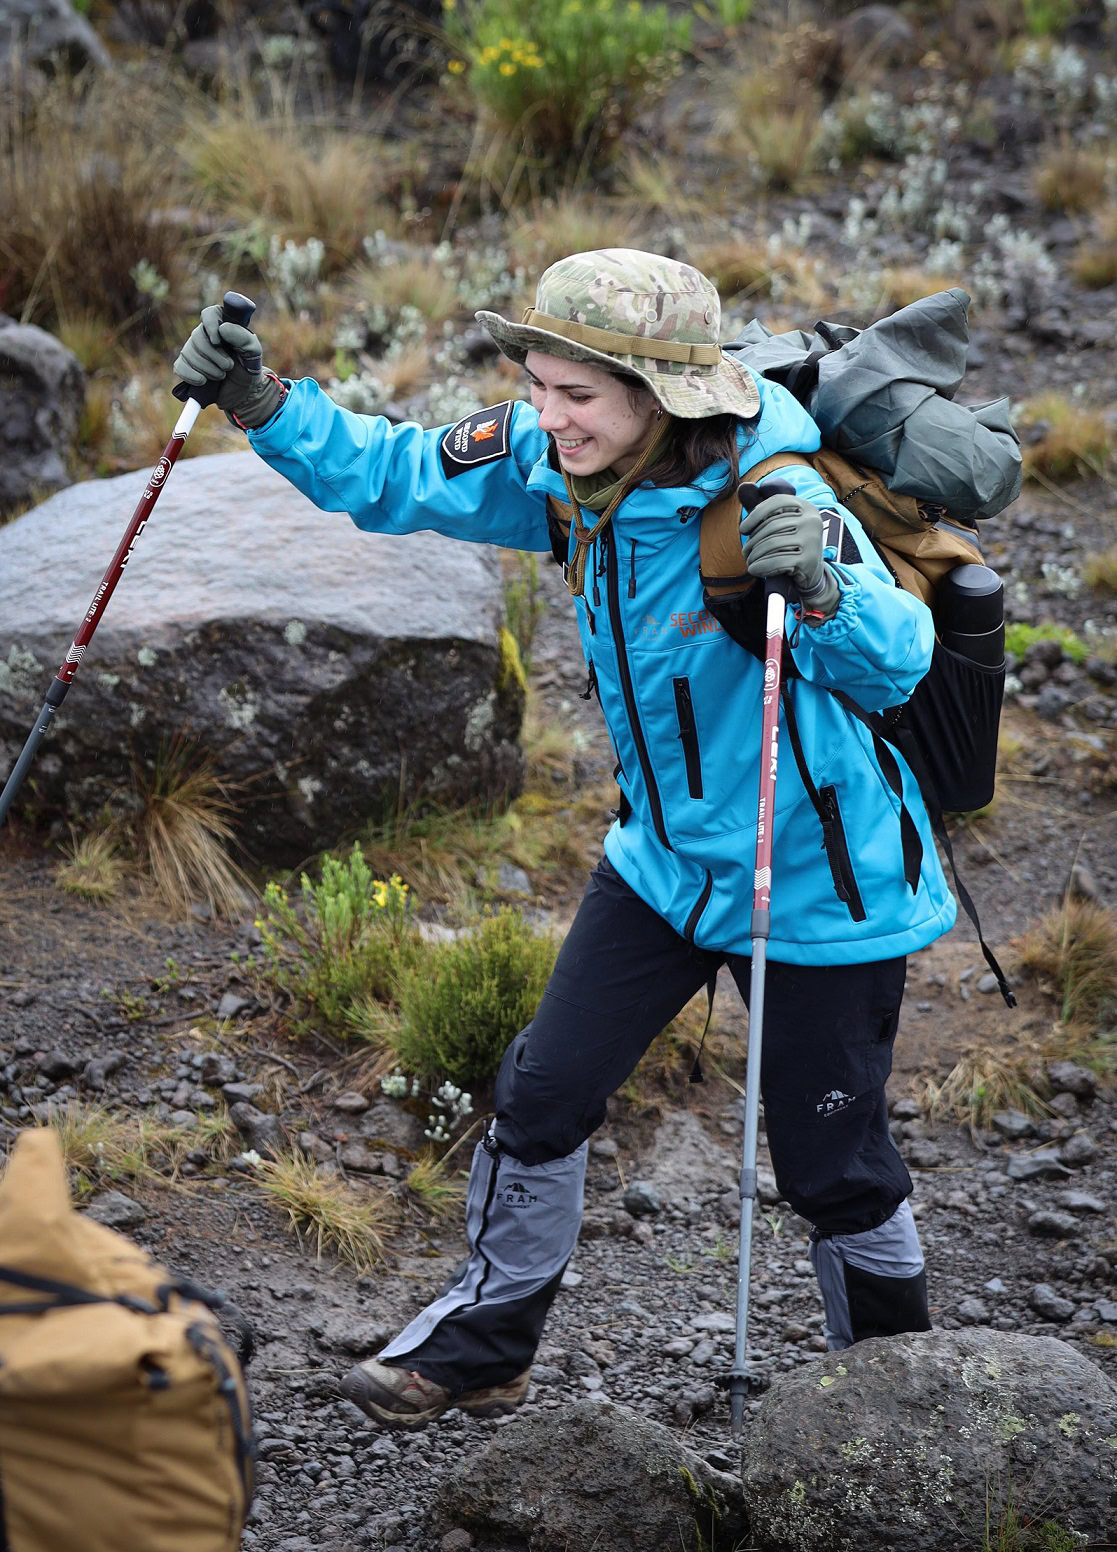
[0,0,110,74]
[0,452,525,861]
[741,1329,1117,1551]
[0,318,86,516]
[433,1399,749,1552]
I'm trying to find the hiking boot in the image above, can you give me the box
[339,1359,531,1431]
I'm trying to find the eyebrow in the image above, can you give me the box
[524,369,598,392]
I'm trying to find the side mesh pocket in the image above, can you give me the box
[901,643,1006,813]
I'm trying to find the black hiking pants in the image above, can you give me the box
[382,857,922,1391]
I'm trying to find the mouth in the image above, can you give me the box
[555,437,592,456]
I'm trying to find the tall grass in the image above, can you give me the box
[132,736,252,919]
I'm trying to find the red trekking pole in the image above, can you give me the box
[0,291,256,831]
[722,477,796,1436]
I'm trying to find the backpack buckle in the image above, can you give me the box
[561,560,570,588]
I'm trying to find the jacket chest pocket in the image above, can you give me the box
[672,677,703,800]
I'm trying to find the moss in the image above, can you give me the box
[497,626,528,694]
[1056,1412,1079,1437]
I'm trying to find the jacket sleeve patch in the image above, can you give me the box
[440,400,514,479]
[821,509,860,565]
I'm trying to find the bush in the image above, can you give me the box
[257,845,417,1037]
[393,908,557,1084]
[444,0,690,169]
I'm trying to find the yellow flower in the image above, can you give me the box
[499,60,516,74]
[443,0,455,8]
[447,58,465,72]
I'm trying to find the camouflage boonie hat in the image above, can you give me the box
[476,248,759,421]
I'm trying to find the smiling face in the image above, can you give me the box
[524,349,661,477]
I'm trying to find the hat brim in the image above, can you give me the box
[476,310,760,422]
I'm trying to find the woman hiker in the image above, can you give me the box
[175,248,955,1430]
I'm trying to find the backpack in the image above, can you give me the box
[0,1129,256,1552]
[544,290,1019,1006]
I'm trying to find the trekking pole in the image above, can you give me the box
[722,477,797,1437]
[0,291,256,831]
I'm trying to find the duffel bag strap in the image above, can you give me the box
[0,1264,162,1316]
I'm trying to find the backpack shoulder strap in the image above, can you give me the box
[699,451,814,598]
[545,493,575,569]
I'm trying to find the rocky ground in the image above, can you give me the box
[2,536,1115,1550]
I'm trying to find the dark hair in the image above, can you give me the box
[616,373,756,498]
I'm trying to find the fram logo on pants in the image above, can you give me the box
[816,1089,856,1117]
[502,1180,538,1209]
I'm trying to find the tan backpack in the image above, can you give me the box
[0,1130,255,1552]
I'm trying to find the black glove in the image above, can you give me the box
[739,492,841,622]
[173,306,283,429]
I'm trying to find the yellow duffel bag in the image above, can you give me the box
[0,1128,255,1552]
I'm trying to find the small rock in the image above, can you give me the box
[1027,1210,1081,1239]
[1096,1301,1117,1323]
[199,1052,237,1087]
[688,1339,716,1366]
[904,1139,941,1168]
[977,973,999,994]
[339,1143,387,1174]
[229,1102,285,1160]
[983,1278,1009,1296]
[1046,1062,1097,1100]
[1029,1284,1075,1322]
[222,1081,264,1104]
[1057,1132,1098,1168]
[332,1091,371,1114]
[1064,862,1101,903]
[622,1181,662,1217]
[1006,1150,1071,1182]
[956,1297,990,1325]
[663,1338,696,1357]
[298,1131,334,1162]
[691,1311,735,1334]
[82,1052,127,1091]
[1047,1092,1079,1120]
[37,1049,76,1080]
[496,863,533,895]
[757,1169,781,1204]
[216,992,251,1021]
[890,1097,922,1121]
[992,1110,1036,1141]
[84,1190,146,1230]
[560,1269,583,1289]
[439,1532,474,1552]
[1055,1190,1106,1215]
[590,1137,619,1158]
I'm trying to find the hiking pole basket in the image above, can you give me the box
[721,478,795,1437]
[0,292,256,831]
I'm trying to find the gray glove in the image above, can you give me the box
[739,492,841,622]
[173,306,283,429]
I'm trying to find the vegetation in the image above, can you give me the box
[393,908,558,1084]
[253,1152,394,1275]
[924,1050,1049,1131]
[132,736,252,919]
[54,829,125,902]
[1017,394,1113,482]
[1004,622,1089,665]
[1017,897,1117,1034]
[1033,144,1110,213]
[256,846,418,1038]
[443,0,690,170]
[1083,545,1117,595]
[48,1103,194,1189]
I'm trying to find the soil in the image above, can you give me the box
[2,10,1117,1549]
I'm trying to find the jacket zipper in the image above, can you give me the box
[672,677,703,799]
[628,541,637,598]
[819,784,867,922]
[604,529,671,851]
[684,869,713,941]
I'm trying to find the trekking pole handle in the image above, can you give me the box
[171,291,257,406]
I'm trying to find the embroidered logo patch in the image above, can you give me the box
[440,400,514,478]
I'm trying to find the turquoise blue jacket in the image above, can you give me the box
[249,377,957,964]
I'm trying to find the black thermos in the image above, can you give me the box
[935,563,1005,668]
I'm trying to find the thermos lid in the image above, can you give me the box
[936,563,1004,635]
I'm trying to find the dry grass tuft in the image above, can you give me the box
[354,255,460,325]
[508,195,639,274]
[132,736,253,920]
[186,115,398,274]
[923,1050,1049,1131]
[692,236,774,302]
[264,310,339,379]
[100,369,240,472]
[378,344,432,402]
[48,1103,190,1187]
[1016,897,1117,1032]
[1083,546,1117,595]
[1072,206,1117,290]
[1034,144,1111,214]
[254,1153,395,1275]
[54,829,125,902]
[404,1153,465,1221]
[56,311,124,376]
[1018,394,1114,482]
[714,63,824,193]
[1,74,189,334]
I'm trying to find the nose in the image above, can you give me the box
[536,395,569,433]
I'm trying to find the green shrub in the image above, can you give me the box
[1005,622,1088,665]
[444,0,690,168]
[393,908,557,1083]
[257,845,417,1037]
